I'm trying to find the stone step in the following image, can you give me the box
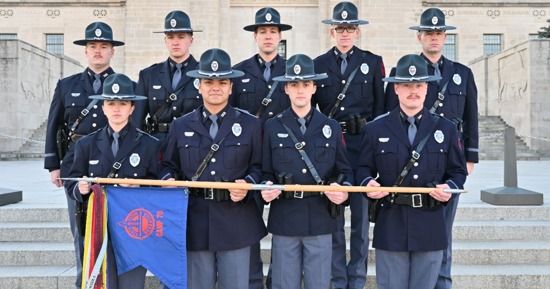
[0,207,68,222]
[1,264,549,289]
[0,222,72,242]
[0,242,74,266]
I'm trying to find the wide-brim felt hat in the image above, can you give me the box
[243,7,292,31]
[322,2,368,25]
[273,54,328,82]
[73,22,125,46]
[89,74,146,101]
[186,48,244,79]
[154,10,203,33]
[409,8,456,31]
[383,54,442,83]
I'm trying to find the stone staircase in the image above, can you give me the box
[0,121,46,161]
[478,116,546,160]
[0,204,549,289]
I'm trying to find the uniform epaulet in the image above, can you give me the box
[136,128,159,141]
[234,107,252,117]
[372,112,390,122]
[429,112,453,124]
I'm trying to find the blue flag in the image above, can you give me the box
[106,186,188,289]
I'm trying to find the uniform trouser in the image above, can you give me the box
[435,193,460,289]
[187,247,250,289]
[376,249,443,289]
[64,188,84,289]
[250,193,267,289]
[331,193,370,289]
[271,234,332,289]
[103,242,147,289]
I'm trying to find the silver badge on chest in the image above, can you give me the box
[453,74,462,85]
[232,123,242,137]
[434,130,444,143]
[129,153,140,167]
[360,63,369,75]
[322,125,332,139]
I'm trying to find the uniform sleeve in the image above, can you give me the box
[261,122,276,183]
[355,124,378,187]
[147,138,162,179]
[372,56,387,118]
[462,69,479,163]
[244,118,263,184]
[384,67,399,112]
[333,125,355,186]
[132,70,149,130]
[443,124,467,189]
[159,119,181,180]
[44,79,64,171]
[64,139,88,202]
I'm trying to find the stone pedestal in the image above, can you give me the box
[0,188,22,206]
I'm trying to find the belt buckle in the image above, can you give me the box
[295,142,305,150]
[261,98,272,106]
[337,93,345,100]
[81,109,90,116]
[204,188,214,200]
[293,191,304,199]
[412,194,422,208]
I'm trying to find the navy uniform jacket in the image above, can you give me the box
[262,108,354,237]
[355,108,467,251]
[65,123,161,202]
[44,68,115,177]
[160,105,267,252]
[385,55,479,163]
[230,55,290,124]
[132,56,202,132]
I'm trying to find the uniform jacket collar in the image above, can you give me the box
[96,122,140,161]
[386,107,438,147]
[160,55,198,92]
[186,105,242,141]
[278,108,329,140]
[241,54,286,83]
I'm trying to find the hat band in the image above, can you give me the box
[331,20,360,24]
[102,94,135,100]
[197,70,234,77]
[284,74,317,80]
[165,28,193,31]
[88,37,113,41]
[417,25,446,30]
[395,76,431,81]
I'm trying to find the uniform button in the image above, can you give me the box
[93,105,98,109]
[153,97,156,100]
[185,144,189,147]
[211,171,216,175]
[279,143,283,147]
[71,103,75,106]
[340,107,345,111]
[174,117,177,119]
[173,106,177,110]
[341,80,346,84]
[134,173,138,177]
[321,84,325,87]
[439,103,443,107]
[243,89,247,92]
[211,158,216,163]
[237,143,240,145]
[302,169,307,174]
[196,95,199,98]
[115,174,119,178]
[440,149,444,152]
[413,175,418,179]
[381,150,385,153]
[268,85,272,89]
[92,113,97,117]
[326,143,329,147]
[90,173,94,176]
[268,112,273,116]
[440,113,445,117]
[414,162,419,167]
[92,123,97,127]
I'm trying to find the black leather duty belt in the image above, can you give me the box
[156,123,171,133]
[189,188,230,201]
[281,191,323,199]
[338,117,368,135]
[384,193,441,208]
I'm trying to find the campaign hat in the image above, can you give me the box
[73,22,125,46]
[186,48,244,79]
[89,74,146,101]
[409,8,456,31]
[243,7,292,32]
[154,10,203,33]
[273,54,328,82]
[383,54,441,83]
[322,2,369,25]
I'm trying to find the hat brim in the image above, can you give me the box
[153,29,203,33]
[73,39,125,46]
[383,75,442,83]
[321,19,369,25]
[243,23,293,32]
[89,94,147,101]
[409,25,456,31]
[273,73,328,82]
[186,69,245,79]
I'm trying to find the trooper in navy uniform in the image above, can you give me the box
[230,7,292,288]
[314,2,386,289]
[356,54,467,289]
[44,21,123,289]
[384,9,478,288]
[231,7,292,125]
[261,54,353,289]
[65,73,161,289]
[160,48,267,289]
[132,10,202,141]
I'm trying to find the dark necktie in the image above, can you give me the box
[112,132,120,157]
[407,117,417,145]
[172,63,183,91]
[209,115,218,139]
[93,74,101,94]
[263,61,271,82]
[298,118,307,135]
[432,63,441,84]
[340,53,348,75]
